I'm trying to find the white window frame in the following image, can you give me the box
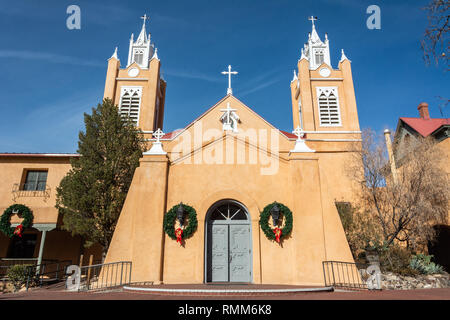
[133,49,144,66]
[316,87,342,127]
[118,86,143,126]
[314,49,325,66]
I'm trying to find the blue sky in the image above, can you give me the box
[0,0,448,153]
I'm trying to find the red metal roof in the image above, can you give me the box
[400,117,450,137]
[161,129,183,140]
[280,130,297,139]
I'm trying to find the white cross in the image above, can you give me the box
[221,65,238,95]
[141,14,149,24]
[293,126,305,140]
[308,16,318,27]
[220,103,237,125]
[144,127,166,155]
[152,128,165,143]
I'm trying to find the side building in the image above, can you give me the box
[0,154,103,268]
[392,102,450,271]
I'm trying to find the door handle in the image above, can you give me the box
[229,254,232,262]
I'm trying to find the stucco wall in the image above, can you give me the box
[0,155,103,263]
[104,96,358,285]
[0,156,72,224]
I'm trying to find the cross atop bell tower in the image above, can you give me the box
[141,13,149,24]
[289,17,360,133]
[127,14,154,68]
[308,16,317,26]
[302,16,331,70]
[103,15,166,138]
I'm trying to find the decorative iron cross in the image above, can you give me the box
[152,128,165,142]
[221,65,238,95]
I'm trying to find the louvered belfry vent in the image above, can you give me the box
[119,87,142,125]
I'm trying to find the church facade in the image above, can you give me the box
[103,17,362,285]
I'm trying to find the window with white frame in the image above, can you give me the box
[133,49,144,65]
[119,87,142,125]
[316,87,341,126]
[314,49,324,66]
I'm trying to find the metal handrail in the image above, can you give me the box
[322,260,369,290]
[1,260,72,291]
[0,259,58,278]
[1,258,57,263]
[24,260,73,290]
[76,261,132,292]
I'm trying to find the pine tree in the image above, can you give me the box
[56,98,146,261]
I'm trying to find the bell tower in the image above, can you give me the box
[290,17,360,133]
[103,14,166,137]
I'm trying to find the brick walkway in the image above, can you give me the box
[1,287,449,300]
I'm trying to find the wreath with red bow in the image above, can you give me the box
[163,203,198,245]
[259,202,293,244]
[0,204,34,238]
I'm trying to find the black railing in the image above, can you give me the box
[322,261,369,290]
[0,258,58,278]
[12,183,51,201]
[1,260,72,291]
[75,261,132,292]
[25,260,73,290]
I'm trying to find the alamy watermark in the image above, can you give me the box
[166,122,281,176]
[66,265,81,291]
[366,5,381,30]
[66,5,81,30]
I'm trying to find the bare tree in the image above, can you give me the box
[348,129,449,253]
[421,0,449,69]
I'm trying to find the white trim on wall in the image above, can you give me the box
[118,86,143,126]
[316,86,342,127]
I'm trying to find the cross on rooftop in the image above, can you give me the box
[308,16,318,26]
[293,126,306,139]
[141,14,149,25]
[221,65,238,95]
[152,128,165,142]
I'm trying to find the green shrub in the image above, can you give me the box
[409,254,444,275]
[6,264,33,291]
[379,245,416,275]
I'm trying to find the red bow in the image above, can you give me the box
[14,224,23,238]
[273,227,282,243]
[175,228,183,245]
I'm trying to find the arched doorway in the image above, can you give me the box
[428,225,450,272]
[205,200,252,283]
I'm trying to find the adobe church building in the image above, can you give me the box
[103,16,361,286]
[0,16,363,286]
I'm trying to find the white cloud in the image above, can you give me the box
[163,68,222,83]
[0,90,102,153]
[239,68,285,97]
[239,77,283,97]
[0,50,104,67]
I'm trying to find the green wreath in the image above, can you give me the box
[0,204,34,238]
[163,203,198,242]
[259,202,293,243]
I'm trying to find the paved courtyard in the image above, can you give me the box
[1,287,449,300]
